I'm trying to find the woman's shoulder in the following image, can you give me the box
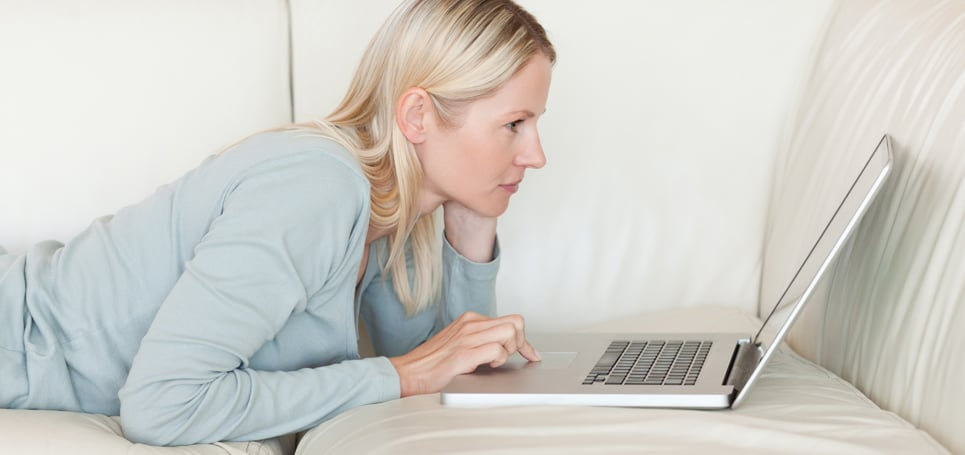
[228,129,365,180]
[183,129,369,200]
[169,128,370,223]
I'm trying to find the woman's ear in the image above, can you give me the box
[396,88,432,144]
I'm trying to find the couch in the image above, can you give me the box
[1,0,962,453]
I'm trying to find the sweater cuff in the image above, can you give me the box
[442,233,500,282]
[366,356,402,401]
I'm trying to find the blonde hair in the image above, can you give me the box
[297,0,555,315]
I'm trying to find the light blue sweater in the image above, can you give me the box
[0,131,498,446]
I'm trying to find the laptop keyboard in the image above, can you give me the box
[582,340,712,386]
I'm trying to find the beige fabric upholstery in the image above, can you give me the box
[761,1,965,452]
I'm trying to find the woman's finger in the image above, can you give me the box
[516,339,541,362]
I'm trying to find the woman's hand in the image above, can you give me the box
[388,311,540,397]
[442,200,497,263]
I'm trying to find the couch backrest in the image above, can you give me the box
[0,0,292,253]
[291,0,835,331]
[764,0,965,451]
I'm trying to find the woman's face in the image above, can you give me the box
[416,55,552,217]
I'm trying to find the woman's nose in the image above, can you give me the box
[516,133,546,169]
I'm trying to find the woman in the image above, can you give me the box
[0,0,554,447]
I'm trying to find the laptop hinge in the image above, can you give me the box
[725,339,760,392]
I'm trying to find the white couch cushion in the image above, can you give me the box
[762,0,965,451]
[290,0,836,331]
[0,0,292,253]
[0,409,295,455]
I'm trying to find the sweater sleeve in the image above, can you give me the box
[117,150,398,446]
[359,233,500,358]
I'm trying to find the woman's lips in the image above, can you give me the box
[500,182,520,194]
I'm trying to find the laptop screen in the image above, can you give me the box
[754,135,893,353]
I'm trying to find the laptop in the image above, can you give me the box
[441,134,894,409]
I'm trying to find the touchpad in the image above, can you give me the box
[501,351,577,370]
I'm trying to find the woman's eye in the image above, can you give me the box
[507,120,522,131]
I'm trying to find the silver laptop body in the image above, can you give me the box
[441,135,894,409]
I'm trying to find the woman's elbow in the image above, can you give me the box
[120,405,176,445]
[118,385,199,446]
